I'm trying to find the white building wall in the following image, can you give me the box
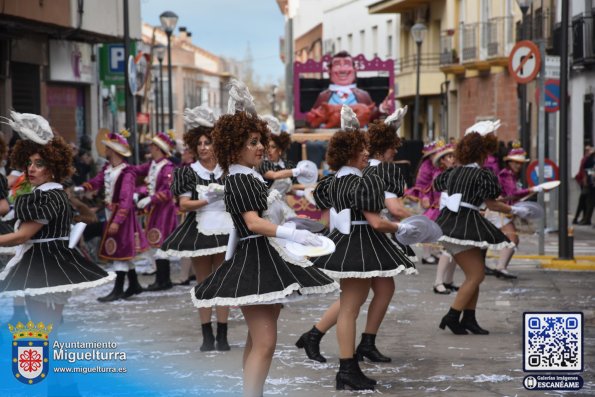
[321,0,399,60]
[290,0,324,38]
[71,0,142,39]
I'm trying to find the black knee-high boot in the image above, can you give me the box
[145,259,173,291]
[356,333,391,362]
[98,271,126,302]
[335,357,375,391]
[200,322,215,352]
[215,322,230,351]
[295,326,327,362]
[439,307,468,335]
[461,309,489,334]
[122,269,143,298]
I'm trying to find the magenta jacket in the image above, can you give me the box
[483,155,500,176]
[421,167,445,221]
[406,158,436,201]
[498,168,531,205]
[83,164,149,261]
[131,160,178,247]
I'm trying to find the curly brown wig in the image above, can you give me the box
[366,120,401,156]
[10,136,75,183]
[326,130,368,171]
[212,111,269,172]
[455,132,491,165]
[183,126,213,157]
[270,132,292,153]
[483,132,498,154]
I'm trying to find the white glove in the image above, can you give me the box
[291,167,302,177]
[531,185,544,193]
[136,196,151,209]
[294,190,305,197]
[510,205,531,219]
[204,189,224,204]
[73,186,85,194]
[396,223,421,240]
[276,225,322,246]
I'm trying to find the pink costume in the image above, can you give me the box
[132,159,178,247]
[498,168,531,205]
[405,158,436,201]
[83,164,149,261]
[483,155,500,176]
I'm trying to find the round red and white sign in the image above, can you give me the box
[508,40,541,84]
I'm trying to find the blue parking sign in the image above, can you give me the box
[109,45,126,73]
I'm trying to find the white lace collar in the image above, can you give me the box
[272,159,286,168]
[464,163,480,168]
[34,182,63,191]
[191,161,223,181]
[336,166,363,178]
[228,163,265,183]
[368,159,381,167]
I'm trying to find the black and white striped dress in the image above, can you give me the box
[363,160,417,261]
[0,174,13,236]
[157,162,229,257]
[191,165,339,307]
[312,166,417,278]
[258,159,297,191]
[0,183,114,297]
[434,164,514,249]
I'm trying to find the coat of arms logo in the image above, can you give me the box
[8,321,53,385]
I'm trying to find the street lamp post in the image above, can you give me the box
[270,84,278,117]
[154,44,166,132]
[411,22,426,142]
[160,11,178,130]
[516,0,533,157]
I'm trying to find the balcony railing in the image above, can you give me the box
[395,53,441,73]
[440,32,457,65]
[461,23,478,62]
[487,16,514,58]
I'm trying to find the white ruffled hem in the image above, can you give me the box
[268,238,313,268]
[0,273,116,298]
[321,264,418,279]
[190,281,340,308]
[438,236,515,250]
[156,246,227,258]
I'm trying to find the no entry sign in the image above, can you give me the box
[508,40,541,84]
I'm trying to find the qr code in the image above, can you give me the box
[523,312,583,372]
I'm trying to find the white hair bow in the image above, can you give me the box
[384,105,408,134]
[227,79,256,116]
[464,119,501,136]
[261,115,281,136]
[183,105,216,128]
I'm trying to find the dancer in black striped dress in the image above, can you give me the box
[310,108,415,390]
[0,113,112,326]
[434,131,530,335]
[296,109,415,366]
[157,105,233,352]
[192,82,338,397]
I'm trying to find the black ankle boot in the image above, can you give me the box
[439,307,468,335]
[200,322,215,352]
[461,310,489,334]
[352,354,377,385]
[335,357,375,391]
[295,326,327,362]
[145,259,173,291]
[122,269,144,298]
[215,322,230,351]
[356,333,391,363]
[98,271,126,302]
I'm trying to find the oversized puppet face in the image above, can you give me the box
[329,56,356,86]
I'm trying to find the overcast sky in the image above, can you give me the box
[141,0,286,83]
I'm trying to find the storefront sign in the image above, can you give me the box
[49,40,95,84]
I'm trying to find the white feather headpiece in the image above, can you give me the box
[384,106,408,135]
[261,115,282,136]
[0,111,54,145]
[340,105,360,131]
[464,119,501,136]
[184,106,216,129]
[227,79,256,116]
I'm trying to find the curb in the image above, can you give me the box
[487,253,595,271]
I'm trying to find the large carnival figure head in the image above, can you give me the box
[212,80,269,172]
[2,111,74,187]
[183,105,217,164]
[366,106,407,162]
[329,51,357,86]
[326,105,369,171]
